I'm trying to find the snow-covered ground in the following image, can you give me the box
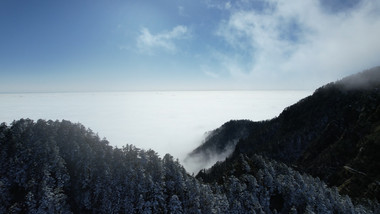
[0,90,311,171]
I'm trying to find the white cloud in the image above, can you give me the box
[225,2,232,10]
[137,25,190,54]
[215,0,380,89]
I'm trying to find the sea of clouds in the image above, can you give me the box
[0,91,311,172]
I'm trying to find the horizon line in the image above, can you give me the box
[0,88,315,94]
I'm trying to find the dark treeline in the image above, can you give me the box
[1,119,378,213]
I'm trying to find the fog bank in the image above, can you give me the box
[0,91,311,172]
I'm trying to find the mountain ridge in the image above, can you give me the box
[195,66,380,201]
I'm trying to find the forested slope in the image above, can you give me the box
[1,119,377,213]
[0,119,222,213]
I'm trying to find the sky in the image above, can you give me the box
[1,0,380,92]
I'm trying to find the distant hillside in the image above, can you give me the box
[185,120,256,172]
[196,66,380,201]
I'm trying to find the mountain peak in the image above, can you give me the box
[337,66,380,90]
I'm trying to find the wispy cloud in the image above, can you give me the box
[204,71,220,79]
[214,0,380,88]
[202,66,220,79]
[137,25,190,54]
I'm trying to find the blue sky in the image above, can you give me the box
[1,0,379,92]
